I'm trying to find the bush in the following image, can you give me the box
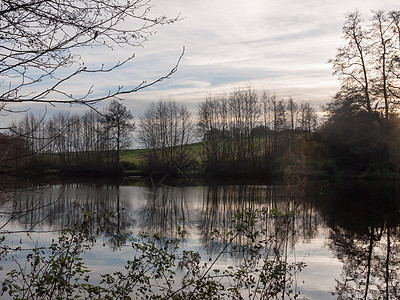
[1,208,305,299]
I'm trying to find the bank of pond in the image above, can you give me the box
[1,136,398,182]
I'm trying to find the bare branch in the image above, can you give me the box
[0,0,183,109]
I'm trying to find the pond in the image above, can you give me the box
[0,178,399,299]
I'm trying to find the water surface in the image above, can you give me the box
[1,179,399,299]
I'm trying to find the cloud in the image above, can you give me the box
[1,0,399,127]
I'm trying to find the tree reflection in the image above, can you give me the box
[140,185,188,237]
[0,182,60,232]
[3,179,400,297]
[137,181,322,256]
[0,181,135,250]
[1,180,324,256]
[321,181,400,299]
[198,183,321,256]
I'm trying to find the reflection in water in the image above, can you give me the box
[140,185,188,237]
[197,184,320,256]
[308,181,400,299]
[1,182,322,252]
[1,180,400,298]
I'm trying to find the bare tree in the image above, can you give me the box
[102,100,135,164]
[0,0,183,109]
[330,10,400,118]
[272,97,286,132]
[299,102,316,140]
[388,11,400,105]
[138,99,193,176]
[286,97,298,146]
[330,11,373,114]
[197,89,313,176]
[370,11,391,119]
[286,97,298,132]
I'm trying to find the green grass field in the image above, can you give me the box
[120,142,205,165]
[120,148,147,166]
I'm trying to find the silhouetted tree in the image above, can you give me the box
[324,10,400,175]
[138,99,193,176]
[102,100,135,165]
[330,10,400,119]
[197,88,314,177]
[286,97,298,145]
[321,93,386,173]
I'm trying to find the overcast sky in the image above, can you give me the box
[2,0,400,126]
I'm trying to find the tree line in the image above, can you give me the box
[1,100,134,175]
[197,88,317,177]
[0,91,317,178]
[138,90,317,177]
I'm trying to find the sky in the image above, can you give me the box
[2,0,400,126]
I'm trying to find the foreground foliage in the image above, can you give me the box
[1,208,305,299]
